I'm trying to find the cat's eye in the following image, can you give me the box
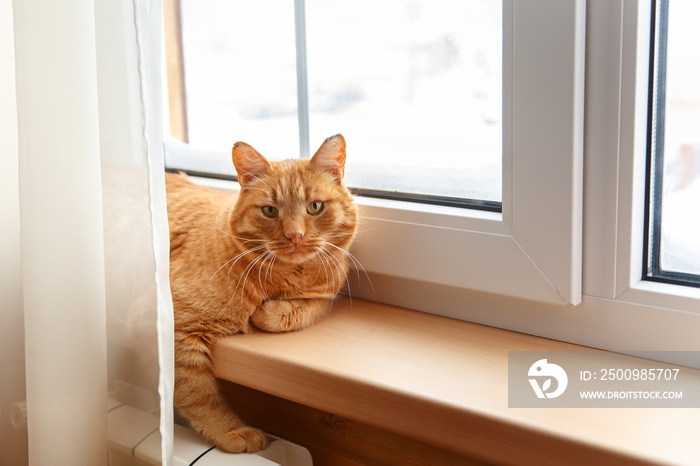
[307,201,324,215]
[261,206,279,218]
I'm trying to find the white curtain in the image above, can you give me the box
[1,0,174,464]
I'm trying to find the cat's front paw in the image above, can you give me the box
[215,426,268,453]
[251,299,296,332]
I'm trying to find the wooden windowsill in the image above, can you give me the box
[212,298,699,466]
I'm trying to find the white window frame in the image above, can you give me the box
[612,0,700,312]
[166,0,587,306]
[349,0,585,306]
[164,0,700,359]
[346,0,699,362]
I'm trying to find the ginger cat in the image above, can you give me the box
[166,135,358,453]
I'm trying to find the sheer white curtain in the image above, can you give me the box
[2,0,173,464]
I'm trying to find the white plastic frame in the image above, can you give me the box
[166,0,700,358]
[351,0,586,306]
[613,0,700,310]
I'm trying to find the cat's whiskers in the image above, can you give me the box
[321,227,377,242]
[323,241,376,301]
[321,231,354,239]
[315,244,345,292]
[231,249,273,307]
[320,248,339,291]
[226,245,270,278]
[266,252,278,292]
[310,250,324,288]
[210,244,268,280]
[314,247,337,295]
[244,250,274,292]
[216,228,267,244]
[258,250,278,297]
[323,246,352,302]
[345,226,379,236]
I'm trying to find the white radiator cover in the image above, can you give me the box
[107,399,313,466]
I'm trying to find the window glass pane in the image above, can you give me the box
[169,1,502,207]
[180,0,299,161]
[305,0,502,203]
[647,0,700,283]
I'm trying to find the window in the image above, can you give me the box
[302,0,502,207]
[644,0,700,288]
[162,1,700,358]
[163,0,585,307]
[166,0,502,210]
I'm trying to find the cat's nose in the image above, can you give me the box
[286,232,303,246]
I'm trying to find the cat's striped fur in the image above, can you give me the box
[166,135,358,452]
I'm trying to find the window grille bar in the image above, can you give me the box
[294,0,311,158]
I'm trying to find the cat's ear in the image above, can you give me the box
[310,134,346,182]
[232,142,271,187]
